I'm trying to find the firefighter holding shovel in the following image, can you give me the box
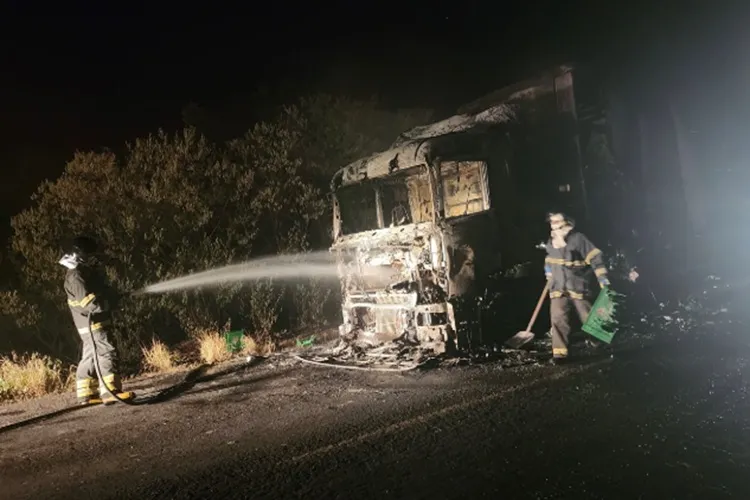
[544,212,610,364]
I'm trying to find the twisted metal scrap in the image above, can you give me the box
[294,339,441,371]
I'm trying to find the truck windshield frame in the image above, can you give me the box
[335,166,434,236]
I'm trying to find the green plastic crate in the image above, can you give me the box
[296,334,316,348]
[224,330,245,353]
[582,287,619,344]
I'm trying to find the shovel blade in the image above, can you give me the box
[505,331,535,349]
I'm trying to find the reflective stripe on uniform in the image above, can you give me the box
[68,294,96,307]
[76,377,98,398]
[76,378,96,389]
[77,320,111,334]
[594,268,608,277]
[549,290,584,300]
[545,257,587,267]
[584,248,601,265]
[77,387,96,397]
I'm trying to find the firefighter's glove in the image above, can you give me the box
[598,277,611,289]
[628,268,640,283]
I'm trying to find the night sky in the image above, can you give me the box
[0,2,745,237]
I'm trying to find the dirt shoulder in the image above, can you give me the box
[2,333,750,499]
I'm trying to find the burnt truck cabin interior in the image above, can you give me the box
[335,166,434,237]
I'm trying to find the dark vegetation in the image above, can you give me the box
[0,95,433,374]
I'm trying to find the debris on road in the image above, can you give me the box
[293,333,557,372]
[294,338,439,371]
[614,275,734,341]
[296,270,737,373]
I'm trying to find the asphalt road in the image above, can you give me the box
[2,333,750,499]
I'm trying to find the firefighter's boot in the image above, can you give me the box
[99,374,135,405]
[101,391,136,405]
[549,356,570,366]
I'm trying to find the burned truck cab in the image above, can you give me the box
[330,65,593,352]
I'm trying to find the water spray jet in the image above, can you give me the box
[137,250,387,295]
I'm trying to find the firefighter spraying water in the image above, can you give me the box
[60,236,135,405]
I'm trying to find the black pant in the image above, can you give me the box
[550,297,592,358]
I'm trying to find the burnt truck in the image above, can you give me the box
[329,65,610,352]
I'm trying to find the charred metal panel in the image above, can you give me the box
[440,161,489,218]
[338,104,515,188]
[340,143,431,187]
[445,211,502,297]
[395,104,515,144]
[406,176,434,223]
[555,71,576,113]
[457,65,572,115]
[555,70,589,221]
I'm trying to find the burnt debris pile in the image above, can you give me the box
[620,275,736,340]
[295,337,445,372]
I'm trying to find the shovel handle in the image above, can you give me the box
[525,281,551,332]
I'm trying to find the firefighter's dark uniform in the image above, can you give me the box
[544,230,610,359]
[64,265,122,403]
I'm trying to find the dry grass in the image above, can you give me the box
[241,334,276,357]
[141,339,177,373]
[0,352,73,403]
[196,330,233,364]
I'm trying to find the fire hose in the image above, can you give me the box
[0,305,142,433]
[87,304,140,406]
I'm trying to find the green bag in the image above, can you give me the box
[224,330,245,353]
[582,287,619,344]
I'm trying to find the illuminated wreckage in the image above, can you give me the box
[313,65,603,366]
[328,104,518,356]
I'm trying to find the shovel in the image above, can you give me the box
[504,281,550,349]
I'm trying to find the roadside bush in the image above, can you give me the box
[293,278,334,329]
[248,279,283,339]
[0,352,73,402]
[241,334,276,356]
[0,290,78,362]
[111,329,144,376]
[141,339,176,373]
[196,330,233,365]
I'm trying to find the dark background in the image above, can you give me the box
[0,1,747,240]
